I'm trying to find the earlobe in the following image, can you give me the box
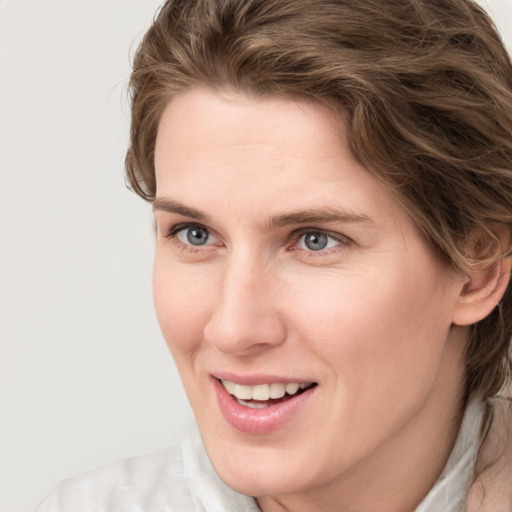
[452,256,511,326]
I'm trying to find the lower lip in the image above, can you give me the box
[212,378,316,435]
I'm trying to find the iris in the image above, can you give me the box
[186,225,210,245]
[303,232,328,251]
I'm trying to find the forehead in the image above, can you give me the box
[153,88,407,231]
[155,89,342,167]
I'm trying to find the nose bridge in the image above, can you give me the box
[204,249,286,354]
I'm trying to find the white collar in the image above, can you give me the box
[415,399,486,512]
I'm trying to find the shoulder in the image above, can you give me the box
[467,393,512,512]
[34,437,191,512]
[34,424,258,512]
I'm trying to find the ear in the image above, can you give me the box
[452,225,512,327]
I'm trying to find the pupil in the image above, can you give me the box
[305,232,328,251]
[187,226,209,246]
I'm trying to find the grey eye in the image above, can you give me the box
[302,232,328,251]
[297,231,341,251]
[179,225,211,246]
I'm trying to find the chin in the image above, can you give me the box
[212,459,307,498]
[200,430,326,499]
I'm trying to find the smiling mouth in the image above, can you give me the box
[220,379,317,409]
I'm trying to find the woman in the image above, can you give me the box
[37,0,512,510]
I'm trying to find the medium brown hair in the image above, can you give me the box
[126,0,512,399]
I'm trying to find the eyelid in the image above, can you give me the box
[167,222,218,241]
[291,227,351,244]
[289,228,352,256]
[162,222,350,256]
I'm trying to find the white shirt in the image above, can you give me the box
[34,400,485,512]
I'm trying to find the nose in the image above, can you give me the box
[203,255,287,356]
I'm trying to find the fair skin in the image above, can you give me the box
[152,89,504,512]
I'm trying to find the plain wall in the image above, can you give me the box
[0,2,192,511]
[1,1,511,511]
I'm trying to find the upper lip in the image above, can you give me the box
[211,371,316,386]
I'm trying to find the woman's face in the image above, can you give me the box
[153,89,467,502]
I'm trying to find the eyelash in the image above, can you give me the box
[165,223,219,254]
[290,228,350,255]
[164,223,351,256]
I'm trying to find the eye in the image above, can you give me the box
[296,231,344,251]
[175,224,215,246]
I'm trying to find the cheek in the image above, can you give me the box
[284,261,454,384]
[152,257,214,360]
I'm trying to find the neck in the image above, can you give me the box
[257,329,467,512]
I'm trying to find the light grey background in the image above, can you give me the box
[1,1,511,511]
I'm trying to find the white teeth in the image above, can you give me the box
[269,383,286,399]
[222,380,236,395]
[237,399,271,409]
[285,383,299,395]
[252,384,270,401]
[234,383,252,400]
[221,379,311,402]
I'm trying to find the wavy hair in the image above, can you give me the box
[126,0,512,399]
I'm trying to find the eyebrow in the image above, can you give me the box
[153,197,374,228]
[267,208,374,229]
[153,198,207,220]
